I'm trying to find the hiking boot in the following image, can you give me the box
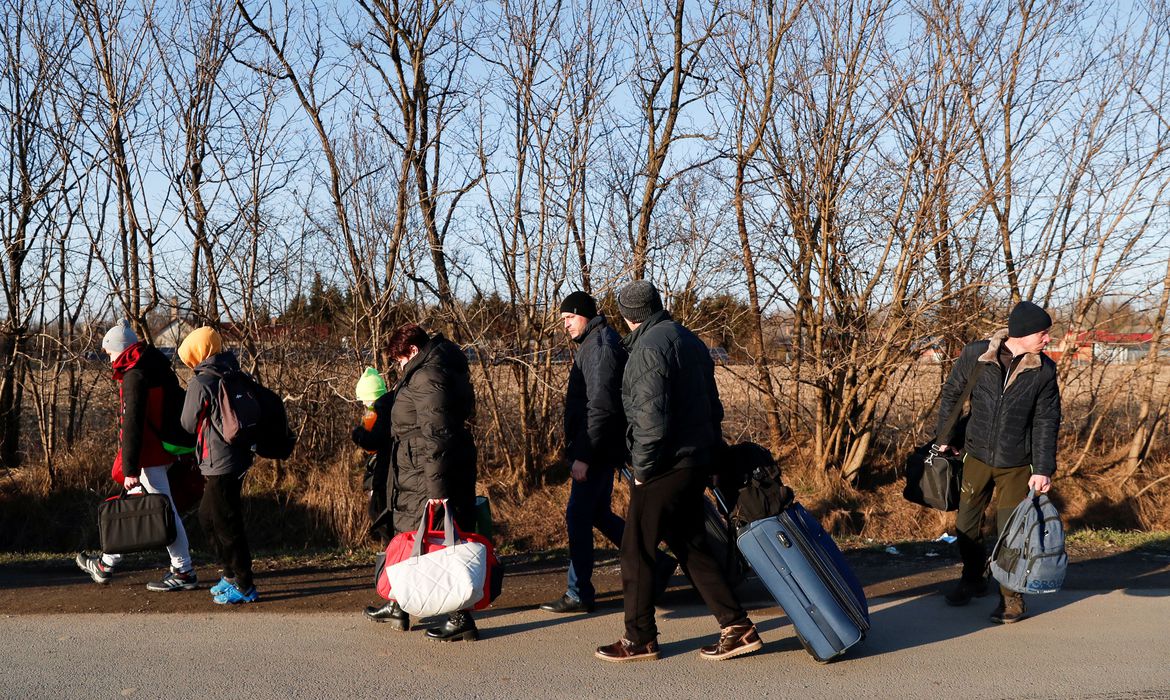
[990,592,1027,624]
[209,577,235,596]
[944,577,989,607]
[595,638,661,663]
[698,621,764,661]
[365,601,410,631]
[539,593,594,614]
[425,611,478,642]
[146,567,198,592]
[213,583,259,605]
[75,553,114,585]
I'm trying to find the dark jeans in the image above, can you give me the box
[955,453,1032,592]
[565,464,625,604]
[199,473,254,591]
[620,467,746,645]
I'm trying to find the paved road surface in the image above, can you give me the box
[3,587,1169,700]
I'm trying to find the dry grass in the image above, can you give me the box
[2,360,1169,553]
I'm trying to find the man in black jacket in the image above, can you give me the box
[540,292,630,614]
[936,301,1061,624]
[595,281,761,663]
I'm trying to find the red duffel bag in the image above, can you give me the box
[375,501,502,610]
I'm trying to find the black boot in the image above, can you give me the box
[425,610,479,642]
[365,601,410,631]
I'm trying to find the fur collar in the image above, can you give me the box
[977,328,1043,390]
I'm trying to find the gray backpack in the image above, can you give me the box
[989,490,1067,594]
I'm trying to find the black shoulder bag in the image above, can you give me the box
[903,361,985,511]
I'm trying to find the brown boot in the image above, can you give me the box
[595,638,660,663]
[698,621,764,661]
[990,592,1026,624]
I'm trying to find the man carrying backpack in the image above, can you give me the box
[936,301,1061,624]
[76,320,199,591]
[179,326,258,604]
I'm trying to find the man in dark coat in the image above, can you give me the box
[540,292,630,614]
[595,281,761,664]
[936,300,1061,624]
[75,320,199,592]
[380,323,479,640]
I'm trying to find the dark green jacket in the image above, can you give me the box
[621,310,724,482]
[389,335,477,534]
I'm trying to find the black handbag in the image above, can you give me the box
[904,362,985,511]
[98,490,178,554]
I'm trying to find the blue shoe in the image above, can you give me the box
[213,583,259,605]
[209,577,234,596]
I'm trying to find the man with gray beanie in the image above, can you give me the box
[935,300,1061,624]
[595,280,761,663]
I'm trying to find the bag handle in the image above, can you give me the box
[935,361,986,446]
[410,499,458,557]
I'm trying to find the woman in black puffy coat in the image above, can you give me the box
[367,323,479,641]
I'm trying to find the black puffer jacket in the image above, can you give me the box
[563,315,628,467]
[621,310,724,483]
[935,329,1061,476]
[389,335,477,534]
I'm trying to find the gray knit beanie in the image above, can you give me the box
[101,319,138,357]
[617,280,664,324]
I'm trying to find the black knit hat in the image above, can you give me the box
[1008,301,1052,338]
[559,291,597,319]
[617,280,664,324]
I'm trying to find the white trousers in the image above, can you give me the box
[101,463,193,572]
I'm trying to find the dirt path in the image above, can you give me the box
[3,540,1168,615]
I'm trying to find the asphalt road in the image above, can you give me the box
[3,587,1169,700]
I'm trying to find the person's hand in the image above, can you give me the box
[571,460,589,482]
[123,475,140,490]
[936,444,959,455]
[1028,474,1052,494]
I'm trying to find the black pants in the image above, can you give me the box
[199,473,254,590]
[620,467,746,645]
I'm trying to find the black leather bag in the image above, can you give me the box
[903,362,985,512]
[98,491,178,554]
[903,444,963,511]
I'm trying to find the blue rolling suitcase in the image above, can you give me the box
[735,503,869,662]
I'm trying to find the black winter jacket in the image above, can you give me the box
[621,310,724,483]
[389,335,477,534]
[180,351,256,477]
[935,329,1061,476]
[563,315,628,467]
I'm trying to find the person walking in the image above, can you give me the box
[383,323,479,641]
[75,320,199,592]
[937,301,1061,624]
[595,281,762,663]
[540,292,631,615]
[179,326,258,605]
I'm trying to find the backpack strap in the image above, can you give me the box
[935,360,986,445]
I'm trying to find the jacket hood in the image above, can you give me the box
[398,334,466,383]
[112,342,173,381]
[194,350,241,376]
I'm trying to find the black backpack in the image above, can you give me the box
[210,368,296,460]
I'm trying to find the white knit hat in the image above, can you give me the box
[101,319,138,357]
